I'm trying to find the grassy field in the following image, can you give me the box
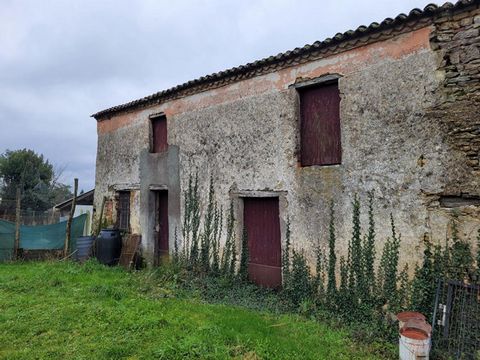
[0,261,387,359]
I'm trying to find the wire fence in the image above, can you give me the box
[0,208,60,226]
[431,279,480,359]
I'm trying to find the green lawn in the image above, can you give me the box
[0,261,382,359]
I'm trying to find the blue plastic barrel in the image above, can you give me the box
[75,236,95,262]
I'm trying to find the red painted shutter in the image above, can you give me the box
[152,116,168,153]
[300,82,341,166]
[158,191,169,254]
[243,197,282,288]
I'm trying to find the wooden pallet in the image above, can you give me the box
[119,234,141,270]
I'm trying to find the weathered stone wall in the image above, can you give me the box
[422,5,480,247]
[166,27,447,268]
[94,115,148,234]
[94,111,181,264]
[429,5,480,184]
[138,146,181,263]
[93,5,480,270]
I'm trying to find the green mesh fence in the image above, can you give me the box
[0,214,87,261]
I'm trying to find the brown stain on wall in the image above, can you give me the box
[98,26,432,135]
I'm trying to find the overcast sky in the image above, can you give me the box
[0,0,438,191]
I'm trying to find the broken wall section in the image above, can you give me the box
[425,4,480,245]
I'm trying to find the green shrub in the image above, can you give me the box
[285,251,313,307]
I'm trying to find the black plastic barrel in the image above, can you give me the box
[95,229,122,266]
[75,236,95,262]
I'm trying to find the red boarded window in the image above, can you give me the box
[299,81,341,166]
[151,115,168,153]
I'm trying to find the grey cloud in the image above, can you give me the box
[0,0,436,190]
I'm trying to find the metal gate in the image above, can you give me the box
[431,279,480,359]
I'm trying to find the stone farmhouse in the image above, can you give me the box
[92,1,480,287]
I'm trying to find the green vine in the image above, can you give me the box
[411,235,435,318]
[363,191,376,303]
[327,200,337,299]
[238,227,249,282]
[349,194,363,299]
[174,177,479,342]
[378,214,400,308]
[282,218,291,286]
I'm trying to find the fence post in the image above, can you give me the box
[64,178,78,257]
[13,187,21,259]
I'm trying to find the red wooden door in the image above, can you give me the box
[300,82,341,166]
[157,191,169,259]
[152,116,167,153]
[243,197,282,288]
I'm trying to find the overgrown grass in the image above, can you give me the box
[0,261,391,359]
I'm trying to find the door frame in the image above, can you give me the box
[230,190,288,284]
